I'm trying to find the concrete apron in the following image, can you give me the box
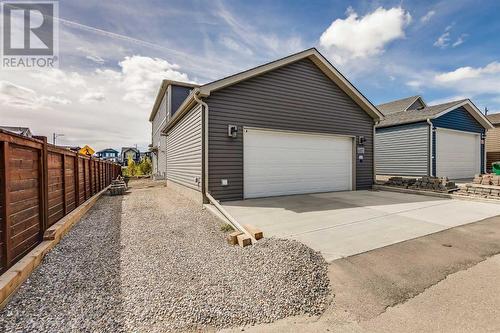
[222,190,500,262]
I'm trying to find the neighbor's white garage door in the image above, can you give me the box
[243,128,353,199]
[436,128,480,179]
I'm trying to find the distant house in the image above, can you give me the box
[0,126,32,137]
[120,147,140,166]
[486,113,500,171]
[96,148,119,162]
[60,145,81,153]
[140,151,152,161]
[376,96,493,179]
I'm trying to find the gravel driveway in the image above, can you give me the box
[0,180,329,332]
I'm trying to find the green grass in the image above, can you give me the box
[220,223,235,233]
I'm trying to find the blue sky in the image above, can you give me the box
[2,0,500,150]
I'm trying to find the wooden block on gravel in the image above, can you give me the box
[237,234,252,247]
[243,224,264,240]
[227,231,243,246]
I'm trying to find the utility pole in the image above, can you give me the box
[52,133,65,145]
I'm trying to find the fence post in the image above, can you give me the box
[40,138,49,234]
[74,155,80,206]
[1,141,11,269]
[62,154,67,215]
[84,159,88,200]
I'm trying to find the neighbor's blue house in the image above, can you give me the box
[96,148,119,162]
[375,96,493,179]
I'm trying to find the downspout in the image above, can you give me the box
[192,90,256,243]
[373,121,379,184]
[192,89,209,201]
[427,119,433,176]
[483,129,487,174]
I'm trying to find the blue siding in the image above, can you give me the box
[431,106,486,175]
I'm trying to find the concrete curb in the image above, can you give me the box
[0,186,109,308]
[373,185,500,204]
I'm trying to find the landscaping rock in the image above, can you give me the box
[0,180,330,332]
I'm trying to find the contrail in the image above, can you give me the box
[1,1,236,78]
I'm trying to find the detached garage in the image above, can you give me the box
[376,96,493,179]
[159,48,383,202]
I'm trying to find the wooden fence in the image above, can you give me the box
[0,129,121,274]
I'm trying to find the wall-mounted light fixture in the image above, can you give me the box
[228,125,238,138]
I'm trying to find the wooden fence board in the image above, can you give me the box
[7,144,40,268]
[0,142,5,272]
[0,130,120,273]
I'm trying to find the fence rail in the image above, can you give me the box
[0,129,121,274]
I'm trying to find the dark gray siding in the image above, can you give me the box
[166,105,202,191]
[376,122,429,176]
[205,58,375,201]
[171,85,193,117]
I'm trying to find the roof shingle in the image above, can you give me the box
[377,96,422,115]
[377,100,467,128]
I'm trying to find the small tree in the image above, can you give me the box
[126,156,138,176]
[139,157,152,175]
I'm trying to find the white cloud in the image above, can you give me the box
[420,10,436,23]
[31,69,87,88]
[428,95,468,106]
[319,6,411,63]
[0,81,73,108]
[117,56,193,105]
[219,36,253,56]
[435,62,500,83]
[80,91,106,103]
[0,81,39,108]
[434,31,450,48]
[0,54,194,151]
[214,2,304,57]
[39,95,72,105]
[86,55,105,64]
[432,62,500,98]
[452,34,467,47]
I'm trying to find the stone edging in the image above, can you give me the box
[372,185,500,205]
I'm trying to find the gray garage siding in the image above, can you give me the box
[166,105,202,191]
[375,122,430,176]
[205,58,375,201]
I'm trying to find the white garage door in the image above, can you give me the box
[243,128,353,199]
[436,128,480,179]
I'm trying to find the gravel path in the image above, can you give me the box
[0,180,329,332]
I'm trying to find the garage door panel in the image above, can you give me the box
[436,129,480,179]
[244,129,353,198]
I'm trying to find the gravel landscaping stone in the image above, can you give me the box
[0,180,330,332]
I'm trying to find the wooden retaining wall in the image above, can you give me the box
[0,129,121,274]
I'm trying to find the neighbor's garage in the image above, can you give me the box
[436,128,480,179]
[243,128,353,198]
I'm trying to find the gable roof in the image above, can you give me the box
[487,113,500,125]
[377,96,426,115]
[0,126,32,137]
[97,148,118,153]
[148,80,199,122]
[377,99,493,129]
[162,48,384,133]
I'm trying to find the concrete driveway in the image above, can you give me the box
[222,190,500,261]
